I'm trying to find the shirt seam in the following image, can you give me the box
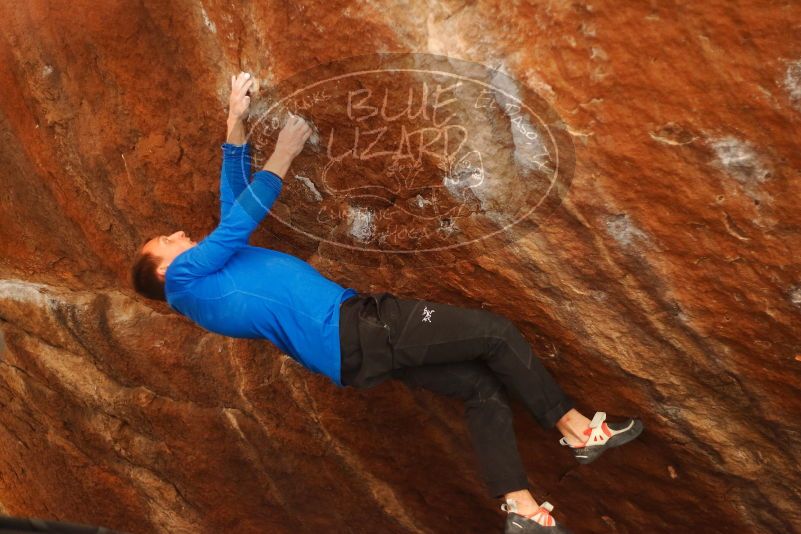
[167,288,238,301]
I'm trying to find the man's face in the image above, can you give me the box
[142,230,197,280]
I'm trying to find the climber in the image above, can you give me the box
[130,71,644,534]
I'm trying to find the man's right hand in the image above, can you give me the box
[226,72,254,144]
[275,113,312,159]
[229,72,254,121]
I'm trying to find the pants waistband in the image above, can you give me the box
[338,291,400,387]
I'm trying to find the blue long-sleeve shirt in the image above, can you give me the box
[164,143,358,386]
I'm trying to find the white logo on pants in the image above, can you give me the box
[422,306,435,323]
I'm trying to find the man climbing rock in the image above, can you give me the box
[131,71,644,533]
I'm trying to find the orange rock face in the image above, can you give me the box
[1,1,801,533]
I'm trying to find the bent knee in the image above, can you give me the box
[480,310,516,334]
[465,369,508,406]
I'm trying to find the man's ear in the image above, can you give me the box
[156,264,167,281]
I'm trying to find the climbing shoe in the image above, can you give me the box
[501,499,573,533]
[559,411,643,464]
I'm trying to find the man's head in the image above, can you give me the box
[131,230,196,301]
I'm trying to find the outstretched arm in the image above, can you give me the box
[221,72,255,219]
[169,114,312,282]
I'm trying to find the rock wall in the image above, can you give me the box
[1,1,800,533]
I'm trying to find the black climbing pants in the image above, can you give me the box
[338,292,575,498]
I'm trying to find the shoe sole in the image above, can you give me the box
[574,419,644,465]
[505,513,574,533]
